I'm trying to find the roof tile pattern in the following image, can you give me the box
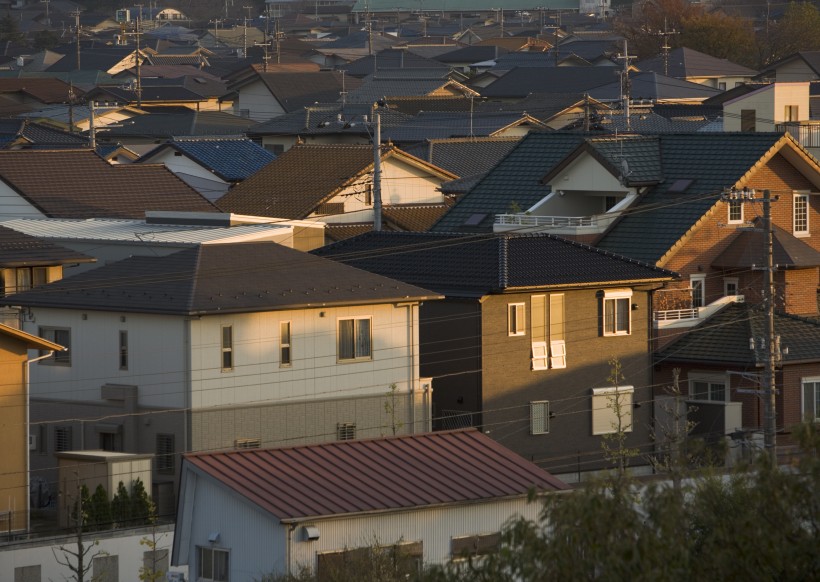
[184,429,568,521]
[314,231,675,295]
[0,150,217,218]
[0,224,94,267]
[3,241,439,314]
[146,139,275,182]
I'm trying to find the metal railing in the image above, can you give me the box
[776,122,820,148]
[494,214,597,227]
[654,308,698,321]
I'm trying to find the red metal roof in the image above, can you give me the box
[184,429,568,521]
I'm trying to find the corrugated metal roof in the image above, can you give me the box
[184,429,568,521]
[0,217,292,244]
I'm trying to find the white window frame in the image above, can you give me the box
[530,400,549,434]
[801,376,820,422]
[727,198,743,224]
[690,275,706,309]
[221,325,233,371]
[592,386,634,435]
[602,289,632,336]
[280,320,292,367]
[39,326,70,365]
[337,316,372,362]
[724,277,739,297]
[794,192,809,237]
[198,546,229,582]
[531,341,548,370]
[508,303,525,336]
[688,372,728,402]
[785,104,799,122]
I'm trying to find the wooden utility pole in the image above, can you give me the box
[616,39,635,131]
[372,112,382,232]
[73,10,81,71]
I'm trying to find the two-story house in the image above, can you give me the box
[314,231,677,480]
[3,241,441,514]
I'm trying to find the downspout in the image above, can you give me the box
[408,304,415,433]
[286,523,297,576]
[183,319,193,457]
[24,351,55,533]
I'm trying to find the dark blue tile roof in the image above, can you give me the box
[160,139,276,181]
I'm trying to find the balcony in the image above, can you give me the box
[654,295,744,329]
[775,122,820,149]
[494,212,619,235]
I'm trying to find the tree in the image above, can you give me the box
[0,14,23,43]
[130,478,152,527]
[139,501,168,582]
[33,29,60,51]
[613,0,702,59]
[88,484,113,531]
[53,476,106,582]
[599,357,640,493]
[679,11,757,68]
[768,2,820,64]
[111,481,132,528]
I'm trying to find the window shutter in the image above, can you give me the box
[531,341,548,370]
[531,295,546,343]
[549,294,565,340]
[550,340,566,369]
[530,401,549,434]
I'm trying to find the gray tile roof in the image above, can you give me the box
[431,132,586,232]
[480,66,618,99]
[382,111,546,143]
[313,231,676,296]
[587,72,722,102]
[255,71,361,113]
[97,109,258,139]
[2,241,440,315]
[656,303,820,366]
[140,138,275,182]
[595,133,789,264]
[345,78,473,104]
[402,136,521,177]
[635,47,758,79]
[247,103,412,137]
[340,48,452,76]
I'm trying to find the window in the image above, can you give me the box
[718,81,726,91]
[337,422,356,440]
[785,105,799,122]
[549,294,566,368]
[92,555,118,582]
[727,199,743,223]
[156,434,175,474]
[55,426,72,452]
[39,327,70,365]
[724,277,739,296]
[602,290,631,336]
[592,386,634,435]
[741,109,756,132]
[14,565,41,582]
[530,401,549,435]
[451,533,501,559]
[318,543,422,579]
[794,193,809,236]
[801,378,820,422]
[688,373,727,402]
[2,266,48,296]
[690,275,706,309]
[221,325,233,371]
[280,321,291,367]
[508,303,525,336]
[118,331,128,370]
[198,547,229,582]
[338,317,371,361]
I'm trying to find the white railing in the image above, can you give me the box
[494,214,597,228]
[654,308,698,321]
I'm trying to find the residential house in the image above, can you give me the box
[344,74,480,104]
[0,120,89,150]
[217,143,458,240]
[635,47,758,91]
[401,136,521,187]
[137,138,276,201]
[434,130,820,460]
[0,224,95,325]
[586,71,722,104]
[480,67,618,101]
[756,50,820,82]
[225,67,359,122]
[478,93,612,130]
[0,149,218,220]
[314,231,677,478]
[20,104,144,134]
[339,48,456,78]
[0,78,81,116]
[172,429,568,579]
[0,324,63,535]
[3,241,440,512]
[721,82,820,157]
[381,111,549,147]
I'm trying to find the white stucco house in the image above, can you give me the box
[171,429,569,580]
[3,241,441,515]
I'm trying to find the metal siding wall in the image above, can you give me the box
[189,476,287,580]
[290,498,540,572]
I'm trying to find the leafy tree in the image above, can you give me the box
[613,0,702,59]
[0,14,24,43]
[33,29,60,51]
[53,476,106,582]
[679,11,757,68]
[88,484,113,531]
[139,501,168,582]
[768,1,820,64]
[130,478,152,527]
[111,480,131,528]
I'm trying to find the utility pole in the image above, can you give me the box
[89,100,95,150]
[655,17,679,77]
[41,0,50,27]
[616,39,635,131]
[72,10,81,71]
[126,6,144,107]
[721,187,781,467]
[67,82,75,133]
[583,93,590,132]
[372,112,382,232]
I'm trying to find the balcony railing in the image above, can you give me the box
[494,214,597,228]
[776,122,820,148]
[654,308,698,321]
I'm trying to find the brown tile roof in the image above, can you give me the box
[183,429,568,521]
[383,204,451,232]
[0,150,218,219]
[257,71,363,113]
[712,222,820,269]
[474,37,551,52]
[217,144,376,218]
[4,241,441,315]
[0,78,81,103]
[325,222,379,242]
[0,224,95,267]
